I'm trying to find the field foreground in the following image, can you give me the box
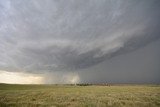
[0,84,160,107]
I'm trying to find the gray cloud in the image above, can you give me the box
[79,39,160,84]
[0,0,160,74]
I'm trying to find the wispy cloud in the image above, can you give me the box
[0,70,44,84]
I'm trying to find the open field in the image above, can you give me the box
[0,84,160,107]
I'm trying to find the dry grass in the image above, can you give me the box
[0,84,160,107]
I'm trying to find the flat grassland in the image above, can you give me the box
[0,84,160,107]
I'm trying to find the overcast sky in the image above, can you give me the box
[0,0,160,84]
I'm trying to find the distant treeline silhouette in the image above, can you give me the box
[76,83,111,86]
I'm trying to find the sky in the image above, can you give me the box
[0,0,160,84]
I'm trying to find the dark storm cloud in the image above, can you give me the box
[79,40,160,84]
[0,0,160,73]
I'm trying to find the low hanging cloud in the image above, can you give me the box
[0,0,160,74]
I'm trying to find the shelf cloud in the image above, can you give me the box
[0,0,160,83]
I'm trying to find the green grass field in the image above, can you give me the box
[0,84,160,107]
